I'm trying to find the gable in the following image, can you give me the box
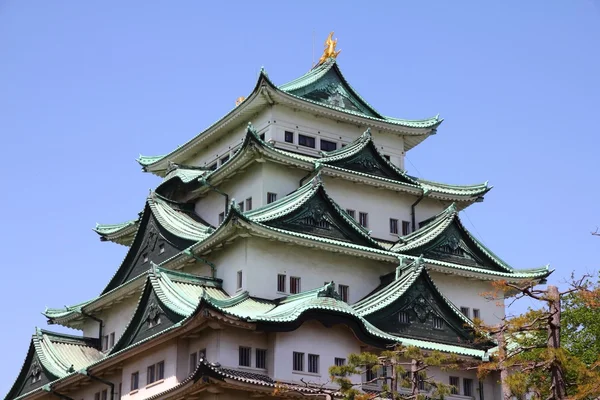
[265,191,374,247]
[408,223,504,272]
[103,210,196,294]
[326,142,413,183]
[364,274,476,347]
[6,346,57,400]
[286,68,378,117]
[111,285,184,353]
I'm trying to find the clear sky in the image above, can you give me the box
[1,1,599,395]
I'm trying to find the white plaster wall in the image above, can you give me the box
[260,162,308,204]
[414,197,452,228]
[322,176,444,241]
[81,295,140,347]
[429,271,505,325]
[216,328,269,370]
[207,239,249,296]
[272,321,361,385]
[61,371,121,400]
[184,109,272,168]
[243,237,393,302]
[121,341,178,400]
[271,105,406,169]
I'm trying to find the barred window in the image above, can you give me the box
[189,352,197,374]
[94,392,100,400]
[101,390,108,400]
[402,220,411,235]
[390,218,399,234]
[277,274,286,292]
[293,352,304,371]
[267,192,277,204]
[359,212,368,228]
[334,358,346,366]
[473,308,481,320]
[218,212,225,224]
[338,284,349,302]
[220,154,230,165]
[449,376,459,394]
[239,346,251,367]
[237,270,243,290]
[208,162,217,171]
[308,354,319,374]
[460,307,470,318]
[147,364,155,385]
[464,378,474,396]
[109,332,115,348]
[256,348,267,369]
[433,316,444,329]
[238,201,244,212]
[290,277,301,294]
[365,365,376,383]
[131,371,139,390]
[346,209,356,219]
[157,361,164,380]
[245,197,253,211]
[399,311,410,324]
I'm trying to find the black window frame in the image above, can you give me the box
[255,348,267,369]
[245,197,253,211]
[284,131,294,143]
[308,354,319,374]
[460,307,470,318]
[293,351,304,371]
[239,346,251,367]
[464,378,474,396]
[320,139,337,152]
[359,212,368,228]
[433,316,444,329]
[449,376,459,394]
[346,209,355,219]
[473,308,481,320]
[189,352,197,374]
[334,357,346,366]
[338,284,349,302]
[390,218,399,234]
[277,274,286,293]
[131,371,139,391]
[219,154,230,165]
[267,192,277,204]
[398,311,410,324]
[290,276,301,294]
[298,134,316,148]
[237,270,243,290]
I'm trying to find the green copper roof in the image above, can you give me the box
[138,154,166,166]
[279,58,441,129]
[93,219,140,246]
[162,165,208,184]
[149,193,213,241]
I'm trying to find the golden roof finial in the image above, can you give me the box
[318,32,341,65]
[235,96,245,107]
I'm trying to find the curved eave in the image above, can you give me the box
[138,72,274,176]
[424,258,552,282]
[44,273,148,328]
[93,220,139,246]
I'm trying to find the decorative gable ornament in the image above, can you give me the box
[146,302,162,328]
[317,282,341,300]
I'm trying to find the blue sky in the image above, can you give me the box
[1,1,599,394]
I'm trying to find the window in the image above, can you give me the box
[298,134,315,148]
[118,383,122,399]
[320,139,337,152]
[473,308,481,320]
[463,378,474,396]
[109,332,115,348]
[383,154,391,161]
[208,162,217,171]
[402,221,411,235]
[418,374,426,390]
[256,348,267,369]
[157,361,164,380]
[359,212,368,228]
[143,253,149,263]
[259,133,265,141]
[159,243,165,254]
[220,154,230,165]
[94,393,100,400]
[334,358,346,366]
[237,270,243,290]
[365,366,376,383]
[147,364,155,385]
[238,201,244,212]
[293,352,304,371]
[199,348,206,359]
[189,352,197,374]
[102,335,109,351]
[390,218,399,234]
[339,284,349,302]
[277,274,286,292]
[460,307,470,318]
[399,311,410,324]
[101,390,107,400]
[218,212,225,224]
[308,354,319,374]
[239,346,251,367]
[131,371,139,391]
[267,192,277,204]
[433,316,444,329]
[449,376,459,395]
[346,209,355,219]
[284,131,294,143]
[245,197,252,211]
[290,277,301,294]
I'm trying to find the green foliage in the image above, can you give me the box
[562,281,600,365]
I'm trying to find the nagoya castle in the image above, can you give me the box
[6,33,550,400]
